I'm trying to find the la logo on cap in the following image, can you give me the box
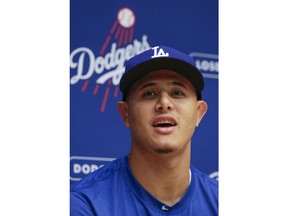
[151,46,169,58]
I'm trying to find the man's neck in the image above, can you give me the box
[128,147,191,206]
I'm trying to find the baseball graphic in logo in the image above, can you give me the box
[117,8,135,28]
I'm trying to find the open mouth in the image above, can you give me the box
[152,117,177,134]
[153,120,177,128]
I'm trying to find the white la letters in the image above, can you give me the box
[151,46,169,58]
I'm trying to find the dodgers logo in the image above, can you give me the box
[70,156,116,181]
[70,7,151,112]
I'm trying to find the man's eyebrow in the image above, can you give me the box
[169,81,188,89]
[138,81,188,90]
[138,82,156,90]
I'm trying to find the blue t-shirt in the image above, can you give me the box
[70,156,218,215]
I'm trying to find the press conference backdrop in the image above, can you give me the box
[70,0,218,183]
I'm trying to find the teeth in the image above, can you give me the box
[155,121,176,126]
[158,121,172,124]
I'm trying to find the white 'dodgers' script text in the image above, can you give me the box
[70,35,150,86]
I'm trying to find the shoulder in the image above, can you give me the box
[190,167,218,215]
[192,167,218,193]
[70,156,132,215]
[71,156,125,194]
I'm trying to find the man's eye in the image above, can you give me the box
[143,91,156,97]
[171,90,185,96]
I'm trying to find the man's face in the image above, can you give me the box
[118,69,207,155]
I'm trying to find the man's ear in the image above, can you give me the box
[117,101,130,127]
[196,100,208,127]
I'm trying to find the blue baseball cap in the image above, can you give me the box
[120,45,204,100]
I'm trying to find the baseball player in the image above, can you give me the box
[71,45,218,215]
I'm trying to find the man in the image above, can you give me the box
[70,45,218,215]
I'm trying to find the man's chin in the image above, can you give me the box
[154,147,177,154]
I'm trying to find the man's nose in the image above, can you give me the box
[155,93,174,112]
